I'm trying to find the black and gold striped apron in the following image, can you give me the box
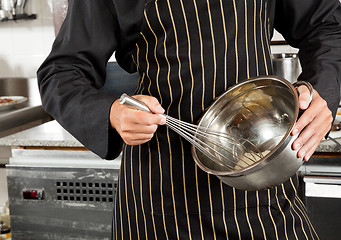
[113,0,319,239]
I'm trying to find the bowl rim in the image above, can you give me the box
[191,75,300,177]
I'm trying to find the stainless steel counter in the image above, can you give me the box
[0,78,52,164]
[0,78,51,136]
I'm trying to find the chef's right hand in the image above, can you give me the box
[110,95,166,145]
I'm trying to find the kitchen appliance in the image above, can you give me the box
[6,149,121,240]
[272,53,302,83]
[14,0,27,16]
[0,0,13,20]
[299,155,341,240]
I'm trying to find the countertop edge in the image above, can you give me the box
[0,120,84,148]
[0,120,340,153]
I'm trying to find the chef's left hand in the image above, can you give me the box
[291,85,333,161]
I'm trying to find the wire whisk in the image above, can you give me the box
[120,94,264,171]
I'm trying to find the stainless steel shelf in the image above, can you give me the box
[0,78,52,136]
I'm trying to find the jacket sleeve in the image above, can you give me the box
[37,0,123,159]
[274,0,341,119]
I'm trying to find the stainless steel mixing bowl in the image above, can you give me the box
[191,76,312,190]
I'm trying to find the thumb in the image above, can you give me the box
[296,85,311,110]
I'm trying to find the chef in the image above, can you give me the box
[37,0,341,239]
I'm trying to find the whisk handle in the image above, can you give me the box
[119,93,152,113]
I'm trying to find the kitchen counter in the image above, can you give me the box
[316,122,341,153]
[0,119,340,153]
[315,138,341,153]
[2,123,120,240]
[0,120,83,148]
[1,119,339,240]
[0,104,50,133]
[0,78,51,136]
[0,78,52,164]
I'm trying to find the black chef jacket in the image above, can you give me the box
[38,0,341,160]
[37,0,341,239]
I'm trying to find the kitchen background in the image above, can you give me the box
[0,0,298,204]
[2,0,340,240]
[0,0,297,79]
[0,0,55,78]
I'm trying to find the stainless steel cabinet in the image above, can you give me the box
[7,149,121,240]
[299,156,341,240]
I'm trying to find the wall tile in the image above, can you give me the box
[271,45,298,54]
[0,54,14,78]
[13,54,47,78]
[1,0,303,78]
[42,19,56,56]
[12,26,45,56]
[0,22,14,56]
[41,0,54,20]
[0,0,54,78]
[272,30,285,42]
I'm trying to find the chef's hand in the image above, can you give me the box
[110,95,166,145]
[292,85,333,161]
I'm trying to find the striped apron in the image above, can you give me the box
[113,0,319,239]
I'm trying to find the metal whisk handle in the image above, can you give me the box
[119,93,153,113]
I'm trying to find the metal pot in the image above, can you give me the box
[191,76,312,191]
[272,53,302,83]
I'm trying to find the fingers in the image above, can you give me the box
[134,95,165,115]
[119,113,159,145]
[292,89,333,161]
[110,95,166,145]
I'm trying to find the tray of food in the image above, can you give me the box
[0,96,28,111]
